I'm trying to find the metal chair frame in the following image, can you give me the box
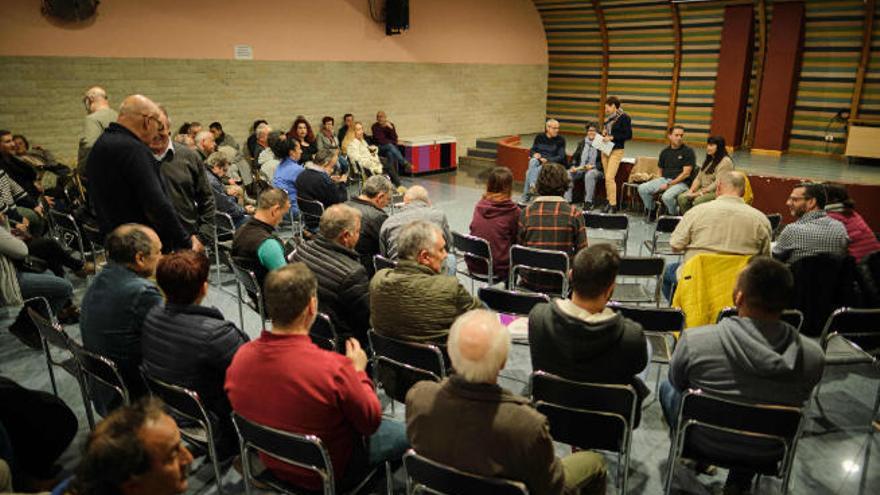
[367,330,447,408]
[373,254,397,273]
[311,313,340,352]
[477,286,550,317]
[211,211,236,287]
[583,212,630,255]
[298,197,326,232]
[48,209,103,267]
[766,213,782,240]
[715,307,805,332]
[74,345,130,430]
[452,231,500,292]
[641,215,682,257]
[612,257,665,307]
[229,258,266,331]
[403,449,528,495]
[508,245,570,297]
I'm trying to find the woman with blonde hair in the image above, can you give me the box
[344,121,403,189]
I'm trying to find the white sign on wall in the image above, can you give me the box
[234,45,253,60]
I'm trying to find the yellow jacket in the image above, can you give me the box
[672,253,751,329]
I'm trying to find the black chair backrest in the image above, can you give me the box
[298,197,325,216]
[618,257,664,277]
[819,307,880,351]
[231,412,334,482]
[368,330,446,403]
[215,211,236,240]
[478,287,550,316]
[404,450,528,495]
[790,254,859,337]
[531,371,636,453]
[27,306,69,350]
[510,245,568,272]
[655,215,681,234]
[310,313,339,352]
[74,347,129,405]
[856,250,880,306]
[49,210,87,253]
[612,304,685,333]
[230,257,262,298]
[373,254,397,272]
[452,231,492,274]
[766,213,782,233]
[716,307,804,331]
[141,370,208,428]
[584,212,628,231]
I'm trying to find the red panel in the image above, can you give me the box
[496,136,529,181]
[710,4,754,146]
[753,1,806,152]
[429,144,441,170]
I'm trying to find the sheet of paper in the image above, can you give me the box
[592,134,615,156]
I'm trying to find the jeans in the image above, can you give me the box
[17,271,73,314]
[637,178,689,215]
[565,168,604,204]
[561,451,607,495]
[522,158,542,198]
[336,154,350,175]
[379,144,408,170]
[367,419,410,467]
[662,261,680,303]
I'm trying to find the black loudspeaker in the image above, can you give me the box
[386,0,409,35]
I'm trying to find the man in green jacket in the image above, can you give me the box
[369,220,480,344]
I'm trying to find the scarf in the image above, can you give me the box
[604,108,624,136]
[320,127,337,144]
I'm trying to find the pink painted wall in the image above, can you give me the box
[0,0,547,65]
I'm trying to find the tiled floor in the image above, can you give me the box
[0,169,877,494]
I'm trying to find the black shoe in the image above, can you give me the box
[601,203,611,214]
[608,205,618,214]
[647,208,658,222]
[583,201,593,211]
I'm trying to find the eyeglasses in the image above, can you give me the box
[788,195,807,202]
[142,114,165,132]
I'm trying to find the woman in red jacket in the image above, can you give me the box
[468,167,520,281]
[825,184,879,262]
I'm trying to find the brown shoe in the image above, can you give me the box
[57,303,80,325]
[75,261,96,278]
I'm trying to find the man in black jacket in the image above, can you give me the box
[294,148,348,232]
[141,250,249,459]
[528,243,650,421]
[151,108,216,243]
[86,94,198,252]
[346,175,393,276]
[521,118,566,202]
[292,203,371,346]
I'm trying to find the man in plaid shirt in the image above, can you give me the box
[772,183,848,264]
[518,162,588,293]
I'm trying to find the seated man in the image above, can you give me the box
[346,175,393,276]
[528,244,650,415]
[566,122,603,209]
[294,148,348,231]
[231,187,291,290]
[226,263,409,492]
[660,257,825,494]
[371,111,413,174]
[379,185,451,265]
[80,224,164,413]
[665,171,771,301]
[637,125,695,218]
[522,119,567,202]
[209,121,239,151]
[193,129,215,163]
[773,182,849,264]
[272,138,305,218]
[406,309,607,495]
[141,250,249,461]
[292,204,370,346]
[205,152,252,228]
[55,397,194,495]
[371,220,480,343]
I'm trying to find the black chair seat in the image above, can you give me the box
[824,335,874,365]
[681,429,786,475]
[58,356,79,377]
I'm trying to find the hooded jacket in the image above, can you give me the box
[669,316,824,406]
[468,197,520,278]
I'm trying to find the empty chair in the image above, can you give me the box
[299,197,326,233]
[231,412,390,495]
[142,371,228,495]
[477,286,550,316]
[368,330,447,404]
[716,306,804,331]
[665,389,805,494]
[531,371,638,494]
[641,215,681,257]
[508,245,570,297]
[583,212,629,254]
[373,254,397,272]
[311,313,339,352]
[611,257,665,307]
[229,257,266,331]
[766,213,782,239]
[403,449,528,495]
[452,231,502,291]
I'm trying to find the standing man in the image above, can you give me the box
[522,119,566,203]
[773,183,849,264]
[567,122,603,209]
[86,94,197,252]
[371,111,413,175]
[601,96,632,213]
[637,125,695,219]
[77,86,118,178]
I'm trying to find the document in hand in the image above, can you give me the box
[592,135,615,156]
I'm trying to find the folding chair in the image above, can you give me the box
[311,313,339,352]
[73,345,131,430]
[48,209,103,266]
[583,212,629,254]
[477,286,550,316]
[231,412,391,495]
[229,257,266,331]
[211,211,236,286]
[611,304,685,407]
[641,216,682,257]
[452,231,502,292]
[612,257,665,307]
[298,197,325,233]
[715,307,805,332]
[367,330,447,406]
[766,213,782,240]
[403,449,527,495]
[142,370,228,495]
[665,389,805,494]
[509,245,570,297]
[531,371,638,494]
[373,254,397,273]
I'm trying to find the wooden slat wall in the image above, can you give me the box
[859,1,880,119]
[535,0,604,134]
[788,0,865,154]
[676,2,724,143]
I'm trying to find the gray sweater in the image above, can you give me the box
[668,316,824,406]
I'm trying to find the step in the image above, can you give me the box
[475,139,499,151]
[458,155,496,175]
[466,147,497,160]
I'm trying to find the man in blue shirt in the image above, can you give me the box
[272,138,305,218]
[521,119,567,203]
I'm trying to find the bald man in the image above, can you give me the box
[378,185,451,262]
[371,110,413,175]
[406,310,607,495]
[77,86,118,176]
[86,95,197,252]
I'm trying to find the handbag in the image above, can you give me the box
[16,255,49,274]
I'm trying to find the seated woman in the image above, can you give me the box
[316,116,349,175]
[676,135,734,214]
[343,121,403,189]
[468,167,520,281]
[517,162,588,294]
[288,116,319,164]
[294,148,348,231]
[825,184,879,262]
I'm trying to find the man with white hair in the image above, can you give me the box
[378,185,451,263]
[86,94,196,252]
[77,85,118,177]
[521,118,567,202]
[194,130,216,163]
[406,310,607,495]
[371,220,480,343]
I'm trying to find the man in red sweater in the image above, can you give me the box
[371,110,413,174]
[225,263,408,491]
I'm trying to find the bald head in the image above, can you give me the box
[716,170,746,197]
[83,86,110,113]
[403,185,429,204]
[448,310,510,384]
[117,95,162,145]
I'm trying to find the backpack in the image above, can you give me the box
[41,0,99,22]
